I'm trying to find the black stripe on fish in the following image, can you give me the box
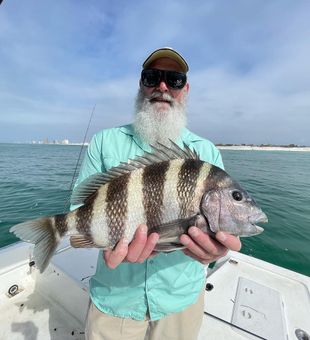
[54,214,68,236]
[76,191,98,236]
[142,161,169,227]
[106,173,130,246]
[177,159,204,217]
[205,165,230,190]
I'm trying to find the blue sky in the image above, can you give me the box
[0,0,309,145]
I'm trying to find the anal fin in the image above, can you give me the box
[70,235,97,248]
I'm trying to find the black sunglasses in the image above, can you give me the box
[141,69,187,89]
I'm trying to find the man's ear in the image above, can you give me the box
[184,82,189,92]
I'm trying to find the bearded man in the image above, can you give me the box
[75,48,241,340]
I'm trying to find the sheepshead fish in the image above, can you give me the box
[10,142,267,272]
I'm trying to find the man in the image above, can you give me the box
[75,47,241,340]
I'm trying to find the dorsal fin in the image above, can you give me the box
[70,141,200,206]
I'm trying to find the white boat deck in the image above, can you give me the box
[0,241,309,340]
[201,253,310,340]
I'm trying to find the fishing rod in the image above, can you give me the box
[28,105,96,262]
[63,104,96,213]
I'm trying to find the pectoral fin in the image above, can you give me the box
[150,214,208,252]
[154,243,185,252]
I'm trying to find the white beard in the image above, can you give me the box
[133,88,187,145]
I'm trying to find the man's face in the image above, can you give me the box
[134,57,189,145]
[140,57,189,113]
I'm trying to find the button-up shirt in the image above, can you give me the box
[73,124,224,320]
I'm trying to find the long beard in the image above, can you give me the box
[133,89,187,145]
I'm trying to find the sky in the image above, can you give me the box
[0,0,309,145]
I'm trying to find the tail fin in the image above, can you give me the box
[10,217,59,273]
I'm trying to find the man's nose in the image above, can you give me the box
[157,80,168,92]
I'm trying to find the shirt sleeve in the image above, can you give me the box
[212,147,224,170]
[191,140,225,170]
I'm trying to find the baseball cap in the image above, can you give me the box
[142,47,189,73]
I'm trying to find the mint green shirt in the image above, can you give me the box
[74,124,224,321]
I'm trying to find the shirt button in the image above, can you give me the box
[149,260,154,264]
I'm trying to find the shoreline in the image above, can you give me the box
[1,142,310,152]
[217,145,310,152]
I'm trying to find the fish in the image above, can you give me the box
[10,142,268,273]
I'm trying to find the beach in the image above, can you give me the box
[217,146,310,152]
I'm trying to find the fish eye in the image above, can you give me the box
[232,190,243,201]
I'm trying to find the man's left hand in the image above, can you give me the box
[180,226,241,264]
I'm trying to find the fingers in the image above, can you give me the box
[180,227,242,264]
[182,248,224,265]
[180,227,227,257]
[103,224,160,269]
[125,224,159,263]
[104,238,129,269]
[125,224,148,262]
[215,231,241,252]
[136,233,159,262]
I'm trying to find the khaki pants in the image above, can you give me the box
[85,289,204,340]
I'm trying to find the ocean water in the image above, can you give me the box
[0,143,309,276]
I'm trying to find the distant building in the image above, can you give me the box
[30,138,79,145]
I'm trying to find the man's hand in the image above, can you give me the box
[180,226,241,264]
[103,224,159,269]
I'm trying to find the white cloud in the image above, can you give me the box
[0,0,309,144]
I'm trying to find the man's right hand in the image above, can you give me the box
[103,224,159,269]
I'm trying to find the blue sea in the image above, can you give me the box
[0,143,309,276]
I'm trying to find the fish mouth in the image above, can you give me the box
[250,224,265,234]
[248,211,268,235]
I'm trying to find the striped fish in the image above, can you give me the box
[10,142,267,272]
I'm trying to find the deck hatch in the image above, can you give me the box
[232,277,287,340]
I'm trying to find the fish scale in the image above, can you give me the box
[106,173,130,246]
[76,191,97,236]
[142,162,169,227]
[177,159,204,218]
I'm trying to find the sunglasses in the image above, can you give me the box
[141,69,187,89]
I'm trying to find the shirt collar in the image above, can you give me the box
[120,124,151,152]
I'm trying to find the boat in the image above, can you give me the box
[0,240,309,340]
